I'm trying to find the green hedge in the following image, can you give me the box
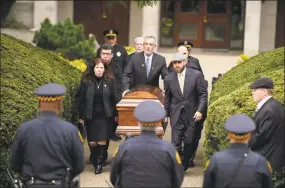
[204,47,284,188]
[0,34,82,187]
[209,47,284,103]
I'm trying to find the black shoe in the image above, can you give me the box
[189,161,195,168]
[95,164,103,174]
[111,134,122,141]
[101,160,107,166]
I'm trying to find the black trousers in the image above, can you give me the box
[171,109,195,168]
[189,120,204,163]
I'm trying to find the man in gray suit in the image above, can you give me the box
[164,52,208,172]
[122,36,169,96]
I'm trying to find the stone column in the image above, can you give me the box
[57,0,73,22]
[243,1,262,56]
[128,1,143,46]
[141,2,161,52]
[259,0,278,52]
[33,1,58,29]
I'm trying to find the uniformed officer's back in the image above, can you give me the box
[110,101,184,188]
[11,83,85,187]
[16,112,83,181]
[116,132,179,187]
[203,114,272,188]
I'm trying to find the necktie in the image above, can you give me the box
[179,73,184,94]
[146,57,150,77]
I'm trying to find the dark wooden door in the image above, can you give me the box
[275,0,284,48]
[73,1,130,46]
[174,0,231,48]
[200,0,231,48]
[174,0,203,47]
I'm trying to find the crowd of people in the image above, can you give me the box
[10,29,284,188]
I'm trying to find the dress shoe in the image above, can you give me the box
[189,161,195,168]
[94,164,102,174]
[111,134,122,141]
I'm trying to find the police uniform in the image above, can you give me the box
[110,101,184,188]
[203,114,273,188]
[11,83,85,188]
[96,29,128,72]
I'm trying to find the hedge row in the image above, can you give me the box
[204,47,284,188]
[0,34,82,187]
[209,47,284,103]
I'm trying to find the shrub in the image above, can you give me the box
[32,18,96,63]
[209,47,284,104]
[204,47,285,188]
[0,34,82,187]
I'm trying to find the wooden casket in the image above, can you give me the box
[116,86,165,137]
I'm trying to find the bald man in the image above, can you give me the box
[168,46,204,78]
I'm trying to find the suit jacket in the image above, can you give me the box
[96,44,128,71]
[167,60,208,120]
[107,60,123,95]
[188,56,204,77]
[76,78,120,120]
[164,68,208,128]
[122,52,169,90]
[249,97,285,170]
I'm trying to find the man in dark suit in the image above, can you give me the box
[96,29,128,72]
[248,77,285,172]
[168,45,208,168]
[178,41,204,76]
[122,36,169,96]
[99,43,122,142]
[164,52,208,171]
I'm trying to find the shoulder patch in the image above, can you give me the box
[205,160,210,169]
[78,131,84,143]
[113,147,119,158]
[267,161,272,173]
[175,151,182,164]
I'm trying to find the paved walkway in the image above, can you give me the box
[1,29,240,187]
[80,50,240,187]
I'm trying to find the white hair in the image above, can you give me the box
[134,36,144,44]
[144,36,156,44]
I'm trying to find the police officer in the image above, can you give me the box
[110,101,184,188]
[97,29,128,72]
[11,83,85,188]
[203,114,273,188]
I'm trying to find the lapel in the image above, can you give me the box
[183,69,190,96]
[139,53,148,79]
[253,97,273,119]
[147,53,158,81]
[173,73,183,97]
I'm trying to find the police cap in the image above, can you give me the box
[225,114,256,134]
[177,41,194,49]
[249,77,274,89]
[134,100,166,126]
[34,83,66,102]
[103,29,119,39]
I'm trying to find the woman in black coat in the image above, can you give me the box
[77,57,120,174]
